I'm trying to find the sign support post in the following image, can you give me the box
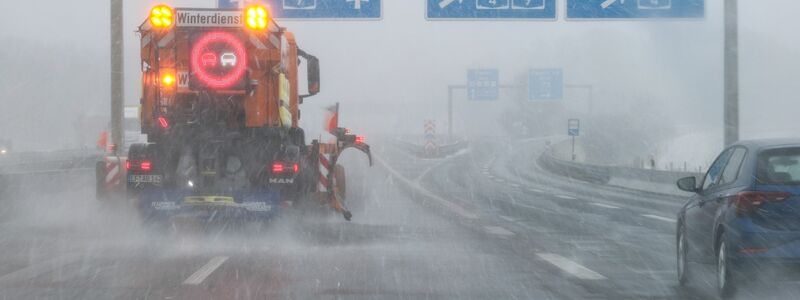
[724,0,738,146]
[110,0,124,155]
[568,119,580,161]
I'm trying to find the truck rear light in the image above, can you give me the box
[735,191,791,216]
[161,72,176,87]
[158,116,170,129]
[356,135,366,144]
[245,5,269,31]
[140,160,152,172]
[149,5,174,29]
[272,163,298,174]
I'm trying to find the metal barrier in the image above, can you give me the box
[393,137,469,158]
[538,144,701,188]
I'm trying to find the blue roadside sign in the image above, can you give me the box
[529,69,563,101]
[467,69,499,101]
[567,0,704,19]
[219,0,381,19]
[427,0,556,20]
[568,119,580,136]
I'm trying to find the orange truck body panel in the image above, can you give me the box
[137,9,301,134]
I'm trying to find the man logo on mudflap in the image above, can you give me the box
[269,178,294,184]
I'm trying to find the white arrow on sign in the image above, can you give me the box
[347,0,370,10]
[601,0,626,9]
[439,0,464,9]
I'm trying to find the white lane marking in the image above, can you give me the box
[0,254,83,283]
[642,214,676,223]
[183,256,229,285]
[527,188,543,193]
[536,253,607,280]
[376,157,479,219]
[485,226,515,237]
[499,215,516,222]
[590,203,620,209]
[515,202,560,214]
[556,195,577,200]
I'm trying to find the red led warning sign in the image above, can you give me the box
[190,31,247,90]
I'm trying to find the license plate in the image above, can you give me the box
[129,174,163,184]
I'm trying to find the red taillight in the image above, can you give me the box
[735,191,791,215]
[356,135,365,144]
[125,160,131,171]
[140,160,152,172]
[158,116,170,129]
[272,163,298,174]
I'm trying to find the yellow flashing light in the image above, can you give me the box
[161,70,176,87]
[245,5,269,31]
[150,5,174,29]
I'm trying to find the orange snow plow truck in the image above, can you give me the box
[97,4,371,223]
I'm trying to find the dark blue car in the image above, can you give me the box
[676,139,800,297]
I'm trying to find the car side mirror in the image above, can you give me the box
[677,176,699,193]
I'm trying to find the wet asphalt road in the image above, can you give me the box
[2,137,800,299]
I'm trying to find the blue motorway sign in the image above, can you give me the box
[529,69,562,101]
[427,0,556,20]
[467,69,499,101]
[219,0,381,19]
[567,0,704,19]
[568,119,580,136]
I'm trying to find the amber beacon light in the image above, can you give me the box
[246,5,269,31]
[149,5,174,29]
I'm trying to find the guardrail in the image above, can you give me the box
[0,149,101,174]
[538,143,701,194]
[393,137,469,158]
[0,149,101,203]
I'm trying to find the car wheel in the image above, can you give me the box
[717,237,736,298]
[677,226,690,286]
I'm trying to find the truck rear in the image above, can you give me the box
[123,4,370,224]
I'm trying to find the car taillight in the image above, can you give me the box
[272,163,284,173]
[293,163,299,173]
[125,160,131,171]
[356,135,365,144]
[735,191,791,216]
[140,160,152,172]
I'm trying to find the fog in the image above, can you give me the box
[4,2,800,299]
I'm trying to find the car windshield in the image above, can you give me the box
[3,1,800,299]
